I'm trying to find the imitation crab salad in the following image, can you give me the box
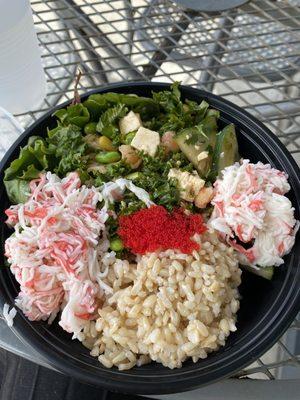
[3,83,298,370]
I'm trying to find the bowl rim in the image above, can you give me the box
[0,81,299,394]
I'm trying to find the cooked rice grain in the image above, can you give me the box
[82,229,241,370]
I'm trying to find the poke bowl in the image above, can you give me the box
[0,82,299,395]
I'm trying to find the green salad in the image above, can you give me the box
[4,82,238,210]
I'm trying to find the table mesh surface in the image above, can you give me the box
[10,0,300,382]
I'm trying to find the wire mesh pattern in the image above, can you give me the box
[10,0,300,383]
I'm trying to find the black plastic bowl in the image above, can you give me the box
[0,82,299,395]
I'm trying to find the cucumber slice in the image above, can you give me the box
[174,115,218,177]
[241,264,274,280]
[218,124,239,172]
[175,128,211,176]
[210,123,239,180]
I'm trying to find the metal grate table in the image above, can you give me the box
[0,0,300,398]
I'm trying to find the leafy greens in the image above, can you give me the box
[4,126,88,203]
[96,104,128,145]
[47,125,88,176]
[3,82,238,211]
[53,103,90,128]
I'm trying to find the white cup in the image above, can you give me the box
[0,0,46,114]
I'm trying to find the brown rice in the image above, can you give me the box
[82,229,241,370]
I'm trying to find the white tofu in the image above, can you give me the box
[119,111,142,135]
[131,127,160,157]
[168,168,205,202]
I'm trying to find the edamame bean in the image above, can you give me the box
[110,237,124,252]
[84,122,97,135]
[95,151,121,164]
[183,104,189,113]
[126,172,142,181]
[102,125,118,139]
[98,136,116,151]
[124,131,136,145]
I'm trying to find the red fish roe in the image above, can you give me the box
[118,205,206,255]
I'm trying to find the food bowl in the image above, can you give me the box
[0,82,299,394]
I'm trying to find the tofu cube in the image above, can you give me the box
[168,168,205,202]
[131,127,160,157]
[119,111,142,135]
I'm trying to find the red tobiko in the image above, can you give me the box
[118,205,206,255]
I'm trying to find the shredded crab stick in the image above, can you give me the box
[101,178,154,207]
[209,159,299,269]
[5,172,109,337]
